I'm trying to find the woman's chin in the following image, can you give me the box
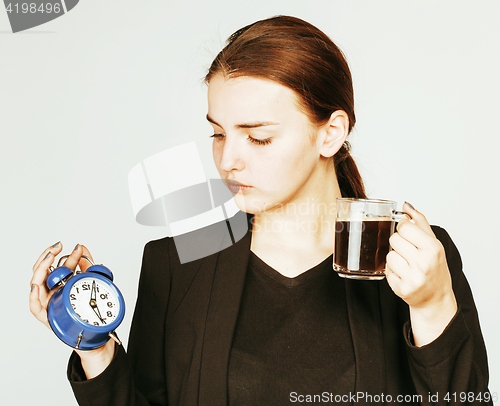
[232,195,252,214]
[231,193,262,214]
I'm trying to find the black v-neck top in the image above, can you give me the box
[228,252,356,405]
[67,223,493,406]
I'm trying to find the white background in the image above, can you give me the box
[1,1,499,404]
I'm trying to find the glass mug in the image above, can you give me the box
[333,198,411,280]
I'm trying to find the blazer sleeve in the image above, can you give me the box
[67,237,172,406]
[403,226,492,405]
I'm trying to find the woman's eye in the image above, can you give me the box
[248,136,272,146]
[210,134,271,146]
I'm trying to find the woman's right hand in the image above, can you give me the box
[29,242,115,379]
[30,242,87,328]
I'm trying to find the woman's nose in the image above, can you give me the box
[218,136,244,172]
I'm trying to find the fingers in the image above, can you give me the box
[30,242,94,331]
[31,249,56,289]
[30,244,63,327]
[78,245,94,272]
[62,244,84,271]
[396,219,438,252]
[29,283,51,329]
[386,250,410,279]
[401,202,435,237]
[385,261,401,291]
[385,251,416,300]
[389,231,419,266]
[32,241,63,272]
[63,244,94,273]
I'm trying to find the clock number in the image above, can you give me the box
[71,304,76,310]
[83,319,89,323]
[107,311,112,317]
[75,287,79,293]
[100,293,108,300]
[107,302,113,308]
[82,284,90,290]
[93,322,99,326]
[70,294,76,300]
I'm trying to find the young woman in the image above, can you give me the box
[30,16,491,406]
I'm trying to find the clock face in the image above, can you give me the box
[69,277,120,327]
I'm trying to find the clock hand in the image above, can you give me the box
[89,280,106,325]
[91,303,107,325]
[90,280,97,302]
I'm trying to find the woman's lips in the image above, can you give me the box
[225,180,252,194]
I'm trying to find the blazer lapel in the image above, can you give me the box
[198,218,253,406]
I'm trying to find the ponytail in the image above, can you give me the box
[334,142,367,199]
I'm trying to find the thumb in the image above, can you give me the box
[403,202,435,237]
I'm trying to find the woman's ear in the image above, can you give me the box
[318,110,349,158]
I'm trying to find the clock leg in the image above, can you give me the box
[75,333,84,349]
[108,331,122,346]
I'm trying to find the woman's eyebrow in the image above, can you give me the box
[206,114,279,129]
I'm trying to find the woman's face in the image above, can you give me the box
[207,74,331,215]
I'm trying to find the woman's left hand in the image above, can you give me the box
[385,202,458,347]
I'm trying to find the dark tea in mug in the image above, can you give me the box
[333,198,409,280]
[334,219,392,279]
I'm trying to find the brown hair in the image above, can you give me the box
[205,15,366,199]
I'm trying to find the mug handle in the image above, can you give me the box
[392,210,412,221]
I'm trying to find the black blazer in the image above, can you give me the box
[69,213,491,405]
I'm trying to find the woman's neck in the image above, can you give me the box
[250,166,342,277]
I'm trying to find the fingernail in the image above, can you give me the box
[74,244,79,251]
[51,241,61,248]
[405,201,415,211]
[31,284,35,292]
[43,252,51,260]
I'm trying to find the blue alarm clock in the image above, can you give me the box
[46,255,125,350]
